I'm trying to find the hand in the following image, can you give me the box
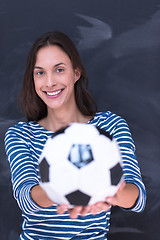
[105,181,126,206]
[68,202,111,218]
[57,201,111,219]
[105,181,139,209]
[56,181,139,218]
[57,204,89,219]
[56,181,127,219]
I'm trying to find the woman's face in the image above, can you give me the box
[33,45,80,113]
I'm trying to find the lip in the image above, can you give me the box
[44,89,64,99]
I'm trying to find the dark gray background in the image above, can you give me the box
[0,0,160,239]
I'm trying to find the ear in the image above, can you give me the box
[74,68,81,82]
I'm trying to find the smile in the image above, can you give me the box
[46,90,62,96]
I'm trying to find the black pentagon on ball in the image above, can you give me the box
[96,126,113,140]
[110,163,123,185]
[65,190,91,206]
[39,157,50,182]
[51,126,68,139]
[68,144,94,169]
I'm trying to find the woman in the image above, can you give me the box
[5,31,146,239]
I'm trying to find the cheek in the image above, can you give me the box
[33,79,41,95]
[34,78,40,88]
[68,73,78,85]
[33,80,38,92]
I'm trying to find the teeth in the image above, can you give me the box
[46,90,61,96]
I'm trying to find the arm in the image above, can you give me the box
[61,114,146,218]
[30,185,54,208]
[5,124,83,217]
[91,114,146,214]
[4,124,52,215]
[106,182,139,209]
[111,116,146,212]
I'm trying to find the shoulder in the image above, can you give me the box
[93,111,124,121]
[4,121,52,157]
[5,121,35,137]
[92,111,134,147]
[92,111,127,131]
[5,122,31,148]
[6,121,50,135]
[5,121,51,145]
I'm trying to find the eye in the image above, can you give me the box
[34,71,45,76]
[56,68,64,73]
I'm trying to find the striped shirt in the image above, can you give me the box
[5,111,146,240]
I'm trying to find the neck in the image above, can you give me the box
[38,105,91,132]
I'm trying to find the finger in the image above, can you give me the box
[68,206,83,219]
[106,196,117,206]
[90,203,103,215]
[90,202,110,215]
[99,202,111,211]
[118,181,126,191]
[57,204,68,214]
[80,205,91,217]
[95,202,111,212]
[90,204,98,215]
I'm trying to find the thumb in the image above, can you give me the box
[105,196,117,206]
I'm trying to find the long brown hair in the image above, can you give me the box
[20,31,97,121]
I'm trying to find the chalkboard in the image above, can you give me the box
[1,0,160,239]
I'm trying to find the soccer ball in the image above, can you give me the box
[38,123,123,208]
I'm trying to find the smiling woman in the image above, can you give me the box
[33,45,81,122]
[20,31,97,123]
[4,31,146,240]
[34,61,67,98]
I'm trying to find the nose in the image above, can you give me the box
[46,72,57,87]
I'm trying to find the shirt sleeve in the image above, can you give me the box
[109,115,146,212]
[4,124,45,215]
[113,117,146,212]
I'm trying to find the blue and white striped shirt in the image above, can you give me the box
[5,111,146,240]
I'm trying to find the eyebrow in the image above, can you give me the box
[34,62,66,69]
